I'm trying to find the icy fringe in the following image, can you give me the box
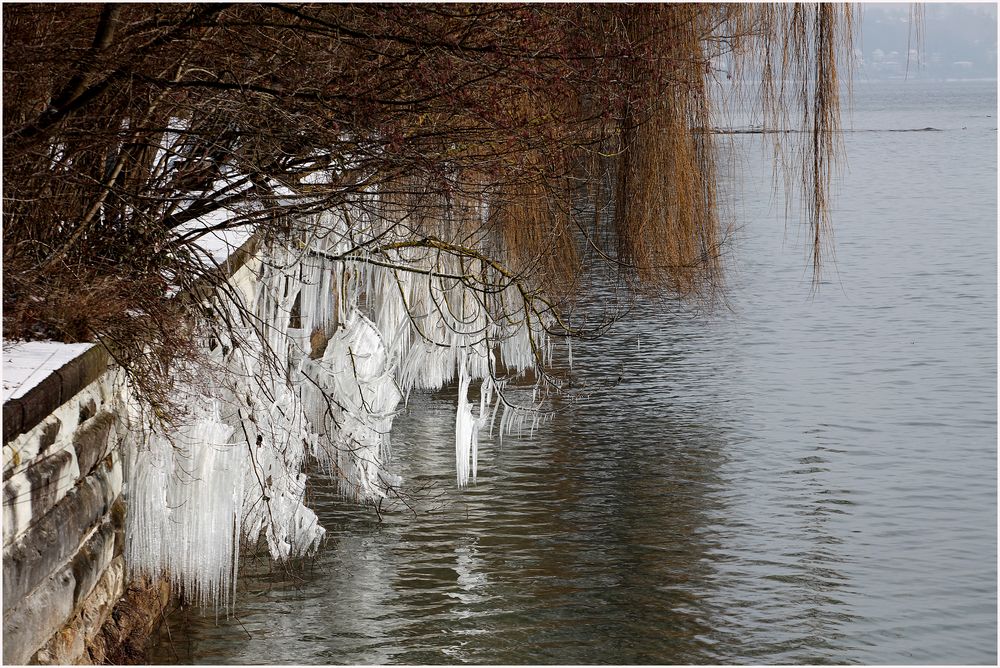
[123,204,551,609]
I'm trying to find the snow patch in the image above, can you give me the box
[2,340,95,402]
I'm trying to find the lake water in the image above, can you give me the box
[149,80,997,664]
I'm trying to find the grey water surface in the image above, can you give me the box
[149,79,997,664]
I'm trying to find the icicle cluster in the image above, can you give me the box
[124,203,554,608]
[122,394,246,610]
[315,205,554,485]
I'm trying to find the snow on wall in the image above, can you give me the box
[2,341,96,402]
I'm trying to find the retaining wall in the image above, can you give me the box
[1,345,132,664]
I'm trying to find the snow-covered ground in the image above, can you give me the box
[2,340,95,402]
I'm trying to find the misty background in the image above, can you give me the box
[858,3,998,80]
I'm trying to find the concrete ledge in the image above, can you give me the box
[3,346,109,445]
[187,233,261,306]
[16,373,64,446]
[3,399,23,444]
[54,346,109,409]
[221,234,260,279]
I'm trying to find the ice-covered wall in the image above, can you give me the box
[122,205,555,610]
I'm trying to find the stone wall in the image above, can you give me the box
[2,345,131,665]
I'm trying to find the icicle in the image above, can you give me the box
[455,354,476,487]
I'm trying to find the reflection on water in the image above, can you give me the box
[149,80,996,664]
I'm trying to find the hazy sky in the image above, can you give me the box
[858,3,998,79]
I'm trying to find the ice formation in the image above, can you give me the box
[123,202,552,608]
[123,398,245,609]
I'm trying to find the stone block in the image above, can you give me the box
[2,563,75,665]
[3,473,31,545]
[5,385,98,482]
[29,556,126,665]
[3,456,121,606]
[3,445,82,547]
[2,517,118,666]
[70,521,117,608]
[78,398,97,424]
[36,418,62,456]
[73,411,114,478]
[18,373,64,443]
[80,556,126,643]
[31,624,85,665]
[26,446,79,520]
